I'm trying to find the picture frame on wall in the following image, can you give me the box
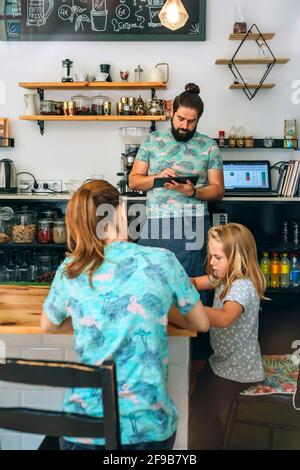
[0,0,206,41]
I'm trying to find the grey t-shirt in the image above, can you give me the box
[209,278,265,383]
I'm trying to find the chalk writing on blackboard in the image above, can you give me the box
[0,0,206,41]
[26,0,54,27]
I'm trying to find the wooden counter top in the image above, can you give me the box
[0,285,196,337]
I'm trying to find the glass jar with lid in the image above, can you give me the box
[244,135,254,148]
[12,210,37,244]
[0,208,13,244]
[71,95,91,115]
[35,255,52,278]
[38,218,53,244]
[53,219,67,245]
[91,95,109,115]
[53,101,64,116]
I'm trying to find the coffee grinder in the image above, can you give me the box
[118,127,149,196]
[117,144,145,196]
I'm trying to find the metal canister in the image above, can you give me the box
[68,100,76,116]
[63,101,69,116]
[116,102,123,115]
[128,97,136,115]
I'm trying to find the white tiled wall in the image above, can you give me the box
[0,335,190,450]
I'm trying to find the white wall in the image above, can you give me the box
[0,0,299,187]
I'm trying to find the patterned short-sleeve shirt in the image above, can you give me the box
[209,278,265,383]
[43,241,200,446]
[135,130,223,218]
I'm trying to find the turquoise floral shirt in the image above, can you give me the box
[136,130,223,218]
[43,241,200,446]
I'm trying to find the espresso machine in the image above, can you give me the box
[117,144,145,196]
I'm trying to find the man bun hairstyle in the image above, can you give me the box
[173,82,204,119]
[185,83,200,94]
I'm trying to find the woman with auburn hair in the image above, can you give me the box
[41,179,209,451]
[170,222,266,449]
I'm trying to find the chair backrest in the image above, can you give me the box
[0,358,120,449]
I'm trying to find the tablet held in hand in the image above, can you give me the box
[154,175,199,188]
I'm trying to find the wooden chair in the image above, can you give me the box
[0,358,120,449]
[223,355,300,450]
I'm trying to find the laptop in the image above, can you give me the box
[223,160,279,197]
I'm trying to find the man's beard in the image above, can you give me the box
[171,121,197,143]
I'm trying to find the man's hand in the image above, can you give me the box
[158,168,177,178]
[164,179,195,196]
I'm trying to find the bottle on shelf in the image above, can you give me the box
[270,252,280,288]
[218,130,225,146]
[290,255,300,287]
[280,253,290,288]
[260,251,270,288]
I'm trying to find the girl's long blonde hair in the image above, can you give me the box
[206,223,267,300]
[64,179,121,284]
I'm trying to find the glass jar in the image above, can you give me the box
[71,95,91,115]
[53,219,67,245]
[134,64,143,82]
[38,218,53,244]
[236,126,245,148]
[53,101,64,116]
[228,126,236,148]
[91,95,109,115]
[35,255,52,277]
[244,135,254,148]
[12,210,37,244]
[0,208,13,244]
[40,100,55,115]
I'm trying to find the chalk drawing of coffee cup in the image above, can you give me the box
[91,10,108,31]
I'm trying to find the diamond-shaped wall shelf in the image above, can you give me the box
[215,24,290,100]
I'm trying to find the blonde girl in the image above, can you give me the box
[189,223,265,449]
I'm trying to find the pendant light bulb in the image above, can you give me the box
[159,0,189,31]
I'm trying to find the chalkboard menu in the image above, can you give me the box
[0,0,206,41]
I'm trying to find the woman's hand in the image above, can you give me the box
[164,179,195,196]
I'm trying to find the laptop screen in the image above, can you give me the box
[223,161,271,192]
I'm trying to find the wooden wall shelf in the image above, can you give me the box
[229,83,275,89]
[229,33,275,40]
[19,82,167,90]
[19,115,167,122]
[215,58,290,65]
[19,81,167,134]
[216,24,290,100]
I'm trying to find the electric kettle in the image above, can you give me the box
[148,63,169,83]
[0,159,17,193]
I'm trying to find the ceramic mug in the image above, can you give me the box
[96,72,109,82]
[120,70,129,82]
[74,72,88,82]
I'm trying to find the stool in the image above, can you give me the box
[223,355,300,450]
